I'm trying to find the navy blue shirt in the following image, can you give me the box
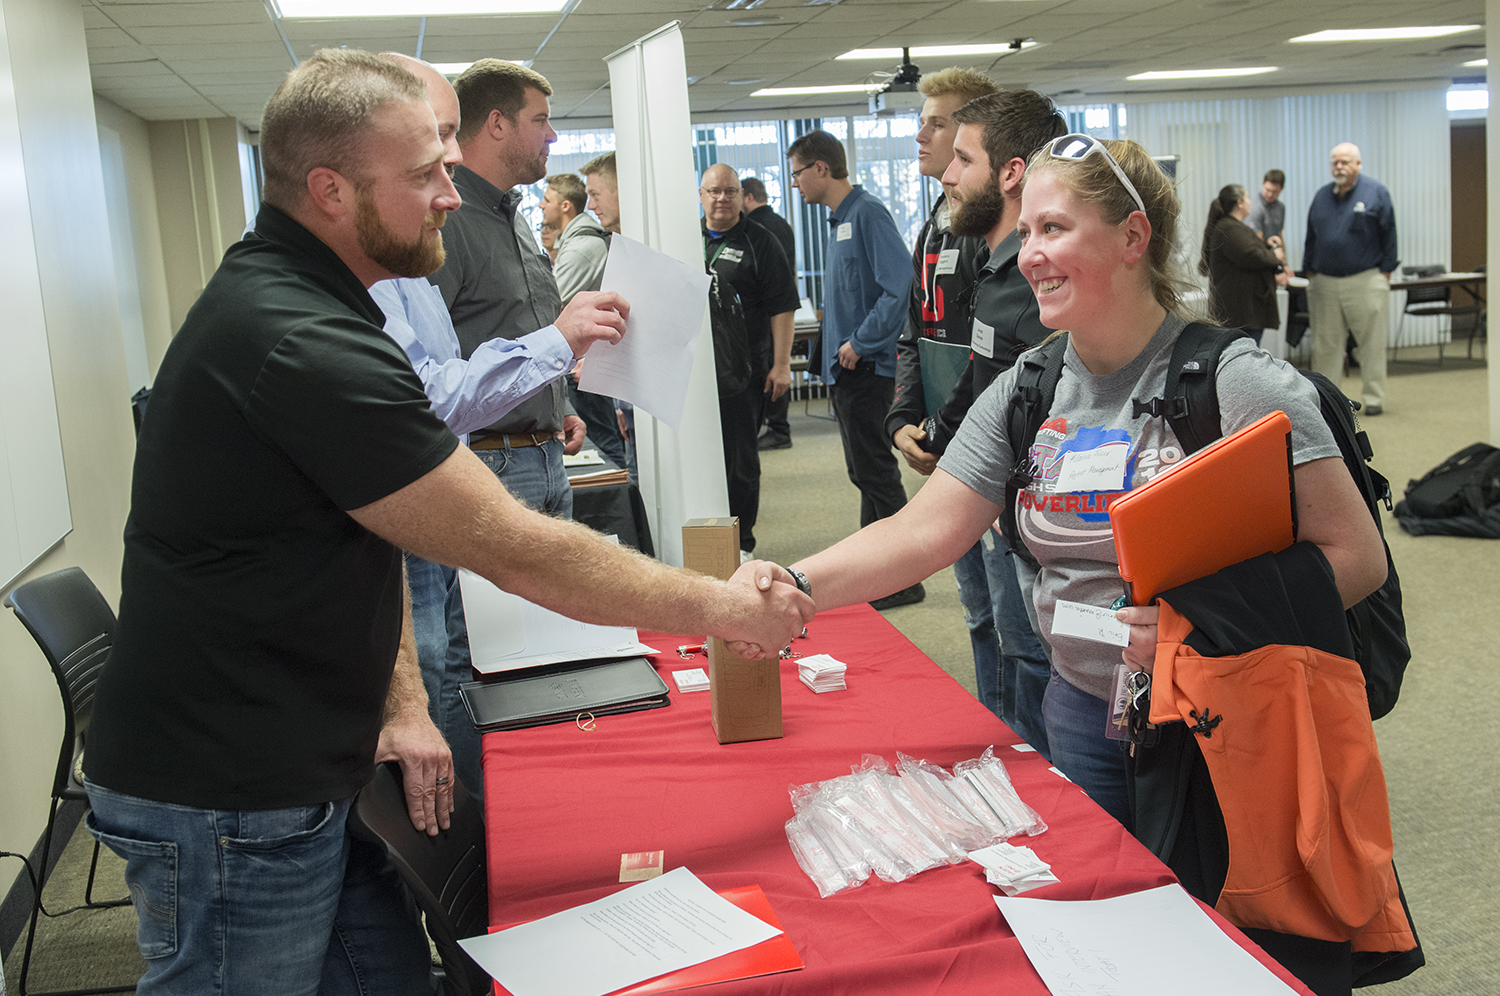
[1303,174,1399,277]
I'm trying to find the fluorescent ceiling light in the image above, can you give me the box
[432,60,531,74]
[751,83,872,97]
[1464,58,1488,67]
[837,42,1038,60]
[1290,26,1480,43]
[1128,67,1277,80]
[274,0,566,18]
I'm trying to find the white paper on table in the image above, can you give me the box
[458,569,656,675]
[995,884,1301,996]
[459,866,781,996]
[579,235,712,431]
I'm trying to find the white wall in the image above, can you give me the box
[94,94,172,384]
[0,0,136,872]
[1123,86,1452,348]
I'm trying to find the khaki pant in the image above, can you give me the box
[1308,268,1389,410]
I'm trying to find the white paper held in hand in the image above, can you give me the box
[1051,599,1131,647]
[459,866,780,996]
[578,234,713,431]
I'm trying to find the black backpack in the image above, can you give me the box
[1394,444,1500,538]
[1000,323,1410,720]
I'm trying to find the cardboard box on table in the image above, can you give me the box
[681,518,783,744]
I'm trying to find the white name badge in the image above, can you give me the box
[719,247,744,263]
[971,317,995,358]
[1053,442,1128,493]
[1052,600,1131,647]
[934,248,961,275]
[837,222,853,241]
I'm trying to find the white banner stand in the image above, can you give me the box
[605,22,729,568]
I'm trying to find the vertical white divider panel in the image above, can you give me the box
[606,22,729,568]
[0,0,72,587]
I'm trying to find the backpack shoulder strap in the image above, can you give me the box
[1134,322,1250,457]
[1000,332,1069,566]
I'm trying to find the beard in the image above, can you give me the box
[507,146,550,187]
[949,178,1007,237]
[355,187,446,279]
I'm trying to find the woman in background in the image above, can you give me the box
[1200,183,1288,344]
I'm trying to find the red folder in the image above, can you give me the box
[1109,410,1296,605]
[490,884,804,996]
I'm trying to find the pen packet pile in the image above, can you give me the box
[797,654,848,692]
[784,748,1046,897]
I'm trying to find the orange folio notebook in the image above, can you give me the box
[490,885,804,996]
[1109,410,1296,606]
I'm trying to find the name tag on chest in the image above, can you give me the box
[836,222,853,242]
[1054,442,1129,492]
[971,318,995,358]
[934,248,960,276]
[718,247,744,264]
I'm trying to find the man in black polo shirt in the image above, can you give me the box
[83,49,812,995]
[741,176,799,452]
[700,163,799,556]
[925,90,1065,752]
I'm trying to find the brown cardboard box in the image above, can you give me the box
[682,518,783,743]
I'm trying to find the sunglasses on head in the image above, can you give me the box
[1048,133,1147,217]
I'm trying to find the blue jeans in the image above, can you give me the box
[405,552,480,799]
[84,781,430,996]
[475,437,573,518]
[1041,670,1133,831]
[952,530,1053,758]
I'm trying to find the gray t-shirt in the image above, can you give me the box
[1245,195,1285,243]
[939,313,1339,699]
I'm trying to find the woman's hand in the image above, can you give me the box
[1117,604,1159,674]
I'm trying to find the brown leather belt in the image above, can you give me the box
[469,431,555,450]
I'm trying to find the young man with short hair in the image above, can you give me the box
[787,129,919,608]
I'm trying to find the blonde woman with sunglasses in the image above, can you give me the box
[770,136,1385,830]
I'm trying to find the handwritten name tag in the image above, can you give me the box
[971,318,995,358]
[1052,600,1131,647]
[836,222,853,241]
[1053,442,1128,492]
[934,248,961,275]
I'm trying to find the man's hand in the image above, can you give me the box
[616,407,631,443]
[893,424,938,475]
[557,290,629,358]
[721,560,814,659]
[375,712,454,836]
[1275,270,1291,287]
[561,414,587,455]
[764,362,792,401]
[1117,604,1160,674]
[837,341,861,370]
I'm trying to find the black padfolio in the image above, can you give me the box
[459,657,670,732]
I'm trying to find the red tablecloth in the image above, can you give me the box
[482,603,1312,995]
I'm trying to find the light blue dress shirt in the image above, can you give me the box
[369,278,574,440]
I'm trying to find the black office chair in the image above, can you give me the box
[346,762,491,996]
[1395,264,1481,364]
[4,567,134,996]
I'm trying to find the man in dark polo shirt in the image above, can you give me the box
[432,58,581,516]
[82,49,812,995]
[700,163,799,556]
[740,175,799,452]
